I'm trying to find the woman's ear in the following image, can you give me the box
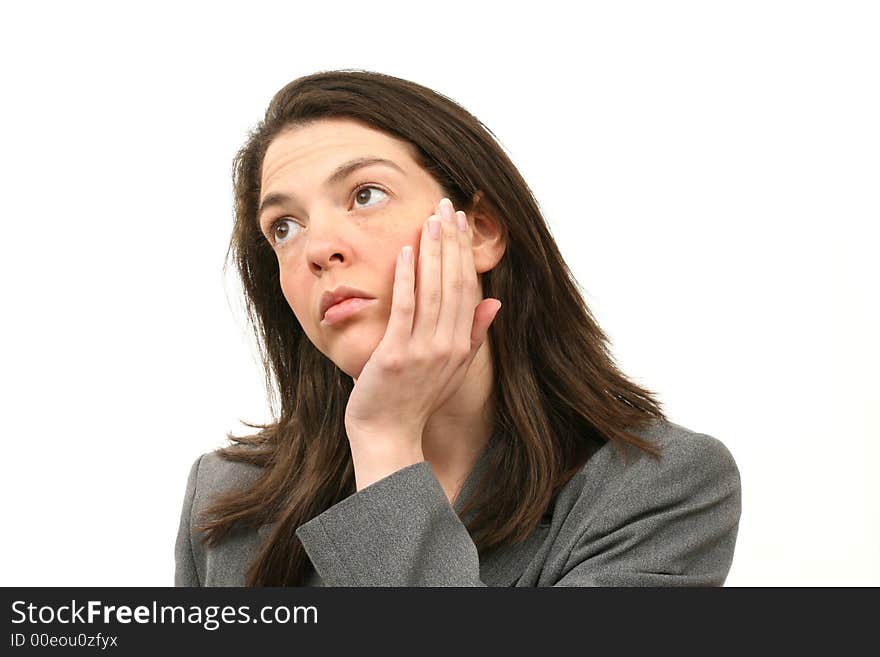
[468,190,507,275]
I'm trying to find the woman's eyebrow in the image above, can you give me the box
[258,157,405,220]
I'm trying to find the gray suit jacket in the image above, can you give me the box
[175,419,741,586]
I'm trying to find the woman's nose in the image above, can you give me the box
[303,209,353,272]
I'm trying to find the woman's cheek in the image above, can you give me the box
[278,274,304,321]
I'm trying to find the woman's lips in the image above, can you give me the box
[320,297,377,327]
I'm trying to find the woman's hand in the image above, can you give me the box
[344,197,502,490]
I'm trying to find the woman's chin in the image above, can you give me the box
[338,359,366,380]
[312,319,384,379]
[329,343,377,380]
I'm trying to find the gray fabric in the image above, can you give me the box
[175,419,741,586]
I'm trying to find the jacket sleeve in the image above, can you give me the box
[551,433,742,586]
[174,455,203,587]
[294,433,742,587]
[295,461,488,586]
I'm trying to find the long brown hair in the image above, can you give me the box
[196,69,667,586]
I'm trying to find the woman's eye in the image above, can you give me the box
[271,218,299,245]
[353,185,388,209]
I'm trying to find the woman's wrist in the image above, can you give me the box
[347,429,425,491]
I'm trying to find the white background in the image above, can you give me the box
[1,1,876,586]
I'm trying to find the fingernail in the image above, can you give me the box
[429,218,441,239]
[456,211,468,232]
[439,198,453,221]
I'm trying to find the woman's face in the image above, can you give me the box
[258,117,451,379]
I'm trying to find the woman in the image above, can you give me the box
[174,69,741,587]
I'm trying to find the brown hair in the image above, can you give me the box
[195,69,666,586]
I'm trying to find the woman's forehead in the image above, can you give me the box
[266,119,411,164]
[261,119,421,189]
